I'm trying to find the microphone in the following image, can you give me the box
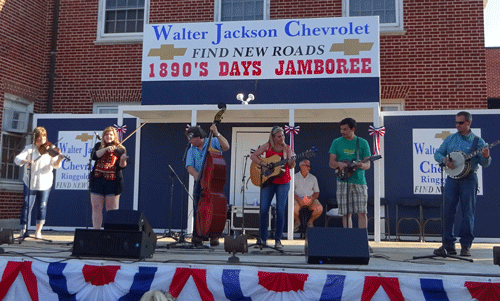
[94,132,101,140]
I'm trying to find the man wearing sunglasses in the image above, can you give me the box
[293,159,322,232]
[434,111,491,257]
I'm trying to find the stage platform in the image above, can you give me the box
[1,230,500,300]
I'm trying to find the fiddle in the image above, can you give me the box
[38,141,71,161]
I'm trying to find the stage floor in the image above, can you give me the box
[2,230,500,278]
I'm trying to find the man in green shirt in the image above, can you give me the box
[328,118,372,229]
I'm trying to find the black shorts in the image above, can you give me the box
[90,176,119,196]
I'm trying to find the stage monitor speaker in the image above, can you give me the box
[493,246,500,266]
[72,210,157,259]
[104,209,152,232]
[72,228,156,259]
[305,227,370,265]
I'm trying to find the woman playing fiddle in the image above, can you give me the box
[250,126,295,251]
[14,126,65,239]
[89,126,129,229]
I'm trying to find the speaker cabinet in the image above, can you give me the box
[305,227,370,265]
[72,210,157,259]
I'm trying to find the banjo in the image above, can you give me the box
[445,140,499,179]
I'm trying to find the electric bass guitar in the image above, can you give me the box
[250,147,318,187]
[445,140,499,179]
[336,155,382,181]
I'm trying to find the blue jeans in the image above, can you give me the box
[20,185,51,228]
[260,182,289,243]
[443,173,478,248]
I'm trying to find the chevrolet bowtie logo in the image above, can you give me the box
[148,44,187,60]
[330,39,374,55]
[76,133,94,142]
[435,131,452,141]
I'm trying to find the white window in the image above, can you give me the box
[93,102,137,114]
[96,0,149,44]
[1,95,33,189]
[215,0,269,22]
[381,99,404,111]
[343,0,404,34]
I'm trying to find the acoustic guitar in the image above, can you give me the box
[336,155,382,181]
[250,147,317,187]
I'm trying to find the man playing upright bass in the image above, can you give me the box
[185,124,230,247]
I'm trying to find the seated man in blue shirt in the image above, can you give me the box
[434,111,491,257]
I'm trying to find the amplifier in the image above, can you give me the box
[230,206,274,232]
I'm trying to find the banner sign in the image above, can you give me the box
[412,129,483,195]
[142,16,380,81]
[54,131,99,190]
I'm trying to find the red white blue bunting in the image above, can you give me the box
[284,125,300,151]
[113,124,127,142]
[1,259,499,300]
[368,125,385,155]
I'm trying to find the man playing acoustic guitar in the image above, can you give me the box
[328,118,372,231]
[434,111,491,257]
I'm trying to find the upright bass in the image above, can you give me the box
[193,103,228,238]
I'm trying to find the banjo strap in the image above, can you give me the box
[471,136,479,154]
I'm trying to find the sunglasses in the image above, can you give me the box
[456,121,466,125]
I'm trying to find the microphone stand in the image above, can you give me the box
[158,141,190,244]
[87,133,99,229]
[247,160,283,253]
[413,161,472,262]
[224,155,250,262]
[158,164,205,249]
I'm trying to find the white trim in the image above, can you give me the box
[287,109,295,241]
[381,109,500,117]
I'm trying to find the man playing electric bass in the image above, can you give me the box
[328,118,372,234]
[433,111,491,257]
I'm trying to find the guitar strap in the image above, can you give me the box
[356,136,360,161]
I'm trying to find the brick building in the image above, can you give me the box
[486,47,500,107]
[0,0,489,223]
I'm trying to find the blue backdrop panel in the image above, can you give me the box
[35,117,137,228]
[383,114,500,238]
[142,78,379,105]
[138,122,376,231]
[138,123,234,230]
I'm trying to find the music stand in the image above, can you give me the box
[248,161,283,253]
[412,162,472,262]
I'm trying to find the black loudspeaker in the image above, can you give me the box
[72,210,157,259]
[305,227,370,265]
